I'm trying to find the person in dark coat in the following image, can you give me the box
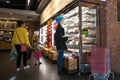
[54,16,68,74]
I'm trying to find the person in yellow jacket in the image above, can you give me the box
[12,21,31,71]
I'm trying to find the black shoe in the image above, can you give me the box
[58,71,64,75]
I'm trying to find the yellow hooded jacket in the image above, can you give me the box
[12,27,31,47]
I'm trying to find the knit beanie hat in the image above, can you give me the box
[55,16,64,23]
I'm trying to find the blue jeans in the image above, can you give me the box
[57,50,64,72]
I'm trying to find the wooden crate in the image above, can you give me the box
[48,49,52,60]
[40,47,44,55]
[49,50,58,63]
[42,48,49,58]
[62,57,78,73]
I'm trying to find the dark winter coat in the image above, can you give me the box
[54,24,68,50]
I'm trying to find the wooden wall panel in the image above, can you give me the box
[40,0,73,25]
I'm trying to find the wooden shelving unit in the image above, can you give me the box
[0,21,17,50]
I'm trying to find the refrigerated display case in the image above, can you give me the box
[79,1,99,74]
[63,6,79,54]
[82,6,97,53]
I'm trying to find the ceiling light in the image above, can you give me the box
[27,0,31,6]
[6,0,10,3]
[100,0,106,1]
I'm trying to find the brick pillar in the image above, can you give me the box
[106,0,120,73]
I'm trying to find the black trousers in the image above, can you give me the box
[15,45,27,68]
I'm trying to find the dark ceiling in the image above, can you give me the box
[0,0,51,22]
[0,0,40,11]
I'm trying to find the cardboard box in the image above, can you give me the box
[49,50,58,62]
[63,57,77,70]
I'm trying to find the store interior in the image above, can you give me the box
[0,0,99,74]
[1,0,119,76]
[0,1,97,72]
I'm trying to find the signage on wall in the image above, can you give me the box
[40,0,73,24]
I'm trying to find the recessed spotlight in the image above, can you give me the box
[100,0,106,1]
[27,0,31,6]
[6,0,10,3]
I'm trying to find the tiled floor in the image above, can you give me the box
[0,51,119,80]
